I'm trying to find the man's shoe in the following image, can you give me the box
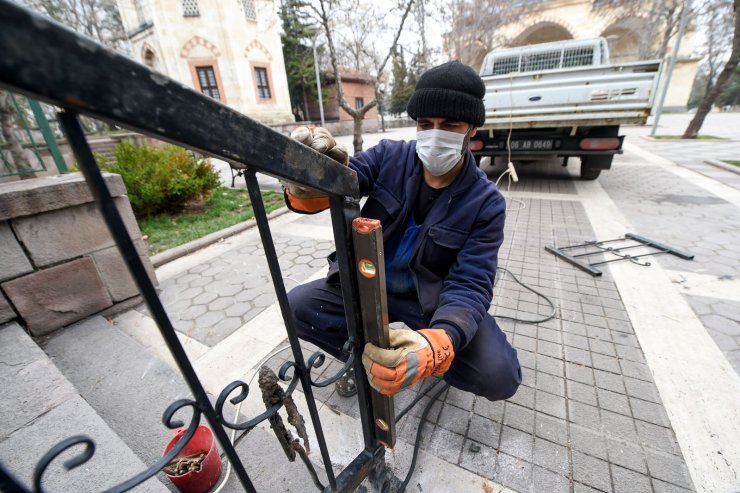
[335,366,357,397]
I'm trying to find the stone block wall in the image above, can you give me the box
[0,173,157,336]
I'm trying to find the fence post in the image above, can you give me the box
[29,98,68,174]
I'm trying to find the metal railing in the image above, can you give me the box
[0,92,68,177]
[0,2,387,491]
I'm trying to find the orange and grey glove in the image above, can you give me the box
[361,328,455,396]
[283,126,349,213]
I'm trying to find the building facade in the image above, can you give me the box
[116,0,294,124]
[448,0,699,111]
[301,67,379,135]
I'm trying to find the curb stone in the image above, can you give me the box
[150,206,290,268]
[703,159,740,175]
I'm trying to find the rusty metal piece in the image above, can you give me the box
[259,367,298,459]
[258,366,326,490]
[162,451,206,477]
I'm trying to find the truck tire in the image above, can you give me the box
[580,164,602,180]
[580,155,613,180]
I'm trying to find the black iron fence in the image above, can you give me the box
[0,2,389,491]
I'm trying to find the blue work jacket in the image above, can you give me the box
[327,139,506,350]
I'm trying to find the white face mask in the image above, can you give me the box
[415,128,469,176]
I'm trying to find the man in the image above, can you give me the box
[284,61,521,401]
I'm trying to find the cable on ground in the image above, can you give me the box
[492,267,558,324]
[398,382,450,493]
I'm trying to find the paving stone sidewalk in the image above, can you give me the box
[148,162,696,492]
[600,155,740,375]
[625,138,740,190]
[158,118,731,492]
[152,232,334,347]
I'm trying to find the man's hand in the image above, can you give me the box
[284,126,349,199]
[362,328,455,396]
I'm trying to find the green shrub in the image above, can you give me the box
[97,142,220,217]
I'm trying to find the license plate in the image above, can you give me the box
[509,139,553,151]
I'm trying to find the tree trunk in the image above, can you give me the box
[353,115,364,153]
[316,0,413,154]
[378,98,386,132]
[0,91,36,179]
[683,0,740,138]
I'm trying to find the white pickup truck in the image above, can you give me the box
[470,38,661,179]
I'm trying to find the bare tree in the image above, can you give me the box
[312,0,415,152]
[648,1,685,60]
[24,0,127,50]
[693,0,734,103]
[439,0,520,70]
[440,0,556,70]
[414,0,431,71]
[683,0,740,138]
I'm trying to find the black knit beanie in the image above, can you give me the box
[406,60,486,127]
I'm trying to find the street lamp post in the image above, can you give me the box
[312,37,325,127]
[651,0,691,136]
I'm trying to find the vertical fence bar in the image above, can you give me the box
[0,143,13,173]
[351,218,396,448]
[243,169,337,490]
[57,110,257,493]
[326,196,392,492]
[327,196,378,449]
[28,98,67,173]
[0,464,30,493]
[9,93,44,169]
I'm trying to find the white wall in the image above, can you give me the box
[117,0,294,124]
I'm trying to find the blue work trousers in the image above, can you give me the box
[288,278,522,401]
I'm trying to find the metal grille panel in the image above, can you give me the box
[562,46,594,68]
[182,0,199,17]
[491,55,520,76]
[242,0,257,20]
[484,44,597,76]
[521,51,561,72]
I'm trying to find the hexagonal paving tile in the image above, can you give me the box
[193,291,218,306]
[178,304,207,321]
[179,286,204,301]
[253,292,277,307]
[175,273,200,286]
[215,284,242,297]
[189,276,214,288]
[225,302,252,318]
[208,297,234,312]
[195,310,226,328]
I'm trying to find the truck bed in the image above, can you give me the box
[481,60,661,130]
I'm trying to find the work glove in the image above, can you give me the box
[283,126,349,200]
[361,328,455,396]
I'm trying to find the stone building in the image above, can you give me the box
[116,0,294,124]
[305,67,379,134]
[447,0,699,111]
